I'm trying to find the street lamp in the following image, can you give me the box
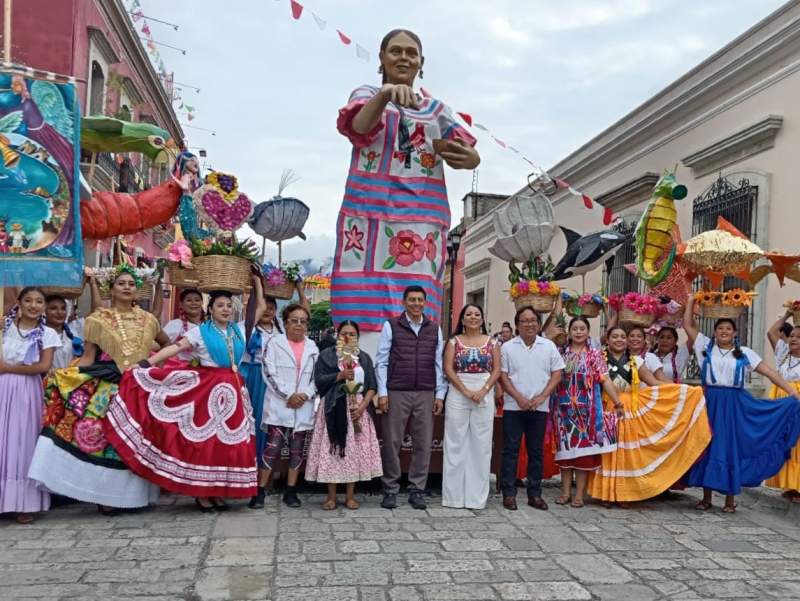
[446,228,462,334]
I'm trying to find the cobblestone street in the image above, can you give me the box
[2,483,800,601]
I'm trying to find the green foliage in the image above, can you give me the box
[507,254,556,284]
[190,236,259,262]
[310,300,332,332]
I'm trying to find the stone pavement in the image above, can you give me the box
[2,482,800,601]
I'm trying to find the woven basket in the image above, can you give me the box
[194,255,252,294]
[701,304,744,320]
[793,309,800,326]
[41,286,83,300]
[264,281,295,300]
[99,281,154,302]
[618,307,655,327]
[513,293,556,313]
[565,301,601,318]
[166,264,201,289]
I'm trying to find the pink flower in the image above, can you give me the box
[167,239,193,268]
[517,280,530,294]
[424,233,437,262]
[74,419,107,454]
[344,224,365,252]
[388,230,426,267]
[537,280,550,293]
[265,267,287,287]
[68,389,90,418]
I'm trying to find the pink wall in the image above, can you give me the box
[1,0,75,75]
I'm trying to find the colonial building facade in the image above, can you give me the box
[460,1,800,363]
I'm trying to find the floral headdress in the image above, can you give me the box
[112,264,144,288]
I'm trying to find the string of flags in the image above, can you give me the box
[274,0,618,227]
[125,0,198,124]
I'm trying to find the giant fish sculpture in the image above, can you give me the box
[634,171,688,286]
[249,195,310,242]
[553,227,629,281]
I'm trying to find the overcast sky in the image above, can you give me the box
[139,0,787,266]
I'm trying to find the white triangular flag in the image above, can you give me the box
[311,12,326,30]
[355,43,370,62]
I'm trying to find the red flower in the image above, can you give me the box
[389,229,426,266]
[74,418,107,454]
[418,152,437,169]
[409,123,427,149]
[344,223,365,252]
[43,400,65,427]
[365,151,378,162]
[424,232,437,261]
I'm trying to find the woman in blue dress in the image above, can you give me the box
[683,296,800,512]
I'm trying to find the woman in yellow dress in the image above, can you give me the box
[589,326,712,505]
[765,312,800,502]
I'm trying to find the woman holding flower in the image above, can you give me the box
[763,310,800,502]
[683,296,800,512]
[305,320,382,509]
[332,28,479,352]
[588,326,711,506]
[0,287,61,524]
[551,317,622,508]
[29,266,170,513]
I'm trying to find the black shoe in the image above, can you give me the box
[248,487,266,509]
[210,497,229,512]
[381,493,397,509]
[97,504,123,517]
[408,490,427,510]
[283,486,301,508]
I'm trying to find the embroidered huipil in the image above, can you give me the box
[452,337,495,374]
[332,85,477,331]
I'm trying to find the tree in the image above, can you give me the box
[309,300,332,333]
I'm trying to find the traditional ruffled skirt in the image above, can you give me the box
[588,384,711,502]
[28,363,159,508]
[765,382,800,492]
[104,366,257,498]
[686,385,800,495]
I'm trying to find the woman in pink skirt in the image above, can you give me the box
[1,287,60,524]
[305,320,382,509]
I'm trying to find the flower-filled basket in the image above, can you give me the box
[508,255,560,312]
[656,297,683,327]
[696,289,754,320]
[262,262,302,300]
[190,236,259,294]
[562,291,605,318]
[92,267,157,301]
[163,239,202,288]
[610,292,660,327]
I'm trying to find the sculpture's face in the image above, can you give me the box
[380,32,422,86]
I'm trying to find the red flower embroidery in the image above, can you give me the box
[409,123,426,149]
[425,232,437,261]
[74,418,108,454]
[344,223,365,252]
[388,229,426,267]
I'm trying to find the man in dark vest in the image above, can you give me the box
[375,285,446,510]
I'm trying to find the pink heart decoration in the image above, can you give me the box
[196,187,254,232]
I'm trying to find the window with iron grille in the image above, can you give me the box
[686,176,758,379]
[603,218,641,297]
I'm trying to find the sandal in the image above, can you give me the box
[344,498,359,510]
[570,499,585,508]
[555,495,572,505]
[722,503,737,513]
[15,513,34,525]
[322,499,337,511]
[790,492,800,504]
[695,500,713,511]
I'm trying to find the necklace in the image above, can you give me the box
[718,347,733,358]
[109,308,146,367]
[788,355,800,371]
[211,321,237,372]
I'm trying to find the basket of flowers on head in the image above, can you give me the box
[609,292,661,327]
[164,239,201,288]
[508,254,560,312]
[92,266,157,301]
[189,235,259,294]
[562,291,605,318]
[695,289,754,320]
[261,262,301,300]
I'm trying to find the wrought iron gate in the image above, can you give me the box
[686,175,759,379]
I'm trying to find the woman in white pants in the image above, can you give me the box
[442,304,501,509]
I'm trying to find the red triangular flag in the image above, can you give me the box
[581,194,593,209]
[492,136,507,148]
[290,0,303,20]
[555,178,569,189]
[456,112,473,126]
[337,30,352,45]
[141,22,151,36]
[603,207,614,226]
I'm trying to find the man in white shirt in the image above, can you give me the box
[499,307,565,511]
[375,286,447,510]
